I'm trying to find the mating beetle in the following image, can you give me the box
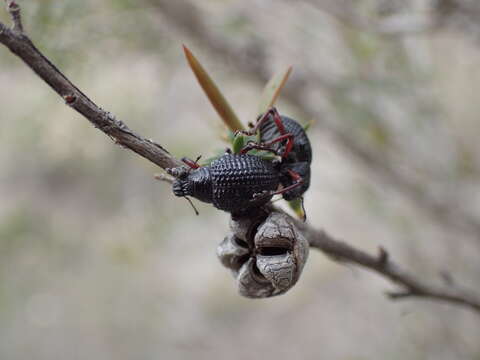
[169,151,303,216]
[171,153,277,213]
[240,107,312,201]
[169,108,310,216]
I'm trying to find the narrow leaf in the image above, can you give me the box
[232,134,246,154]
[183,45,244,131]
[303,118,315,132]
[287,198,305,220]
[257,66,292,115]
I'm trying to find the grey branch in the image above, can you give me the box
[4,0,23,33]
[294,218,480,314]
[2,2,480,314]
[154,173,175,184]
[0,1,181,171]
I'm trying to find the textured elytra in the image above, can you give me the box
[209,154,279,212]
[259,115,312,200]
[259,115,312,164]
[171,153,281,214]
[217,212,309,298]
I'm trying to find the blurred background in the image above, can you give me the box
[1,0,480,359]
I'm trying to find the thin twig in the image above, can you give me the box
[154,173,175,184]
[0,3,181,171]
[2,2,480,314]
[5,0,23,33]
[294,219,480,314]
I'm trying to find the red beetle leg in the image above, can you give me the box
[272,169,303,196]
[181,156,201,169]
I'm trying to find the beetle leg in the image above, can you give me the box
[250,170,304,202]
[269,107,287,135]
[269,110,295,159]
[263,133,294,159]
[240,107,295,158]
[239,141,281,155]
[235,107,278,137]
[182,156,202,169]
[272,169,304,196]
[240,134,293,158]
[240,133,294,158]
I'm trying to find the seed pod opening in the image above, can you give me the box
[216,211,309,298]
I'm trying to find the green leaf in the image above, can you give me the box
[287,198,305,220]
[303,118,315,132]
[257,66,292,115]
[183,45,244,131]
[232,134,247,154]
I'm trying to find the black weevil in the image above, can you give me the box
[168,108,310,217]
[239,107,312,201]
[169,151,303,216]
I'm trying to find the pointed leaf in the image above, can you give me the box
[183,45,244,131]
[303,118,316,132]
[257,66,292,115]
[287,198,305,220]
[232,134,247,154]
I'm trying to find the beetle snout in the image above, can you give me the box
[172,179,192,197]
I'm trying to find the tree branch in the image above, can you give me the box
[295,219,480,314]
[4,0,22,33]
[2,1,480,314]
[0,1,182,170]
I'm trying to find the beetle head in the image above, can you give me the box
[168,166,193,197]
[172,177,192,197]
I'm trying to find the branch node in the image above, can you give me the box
[377,245,389,266]
[385,289,414,300]
[154,173,175,184]
[5,0,23,33]
[63,94,77,105]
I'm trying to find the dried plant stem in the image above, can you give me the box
[296,220,480,314]
[0,2,181,170]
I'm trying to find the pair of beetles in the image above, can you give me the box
[168,107,312,218]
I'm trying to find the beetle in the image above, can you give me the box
[168,151,303,216]
[239,107,312,201]
[168,107,311,217]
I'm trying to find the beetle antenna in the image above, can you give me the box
[185,196,200,216]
